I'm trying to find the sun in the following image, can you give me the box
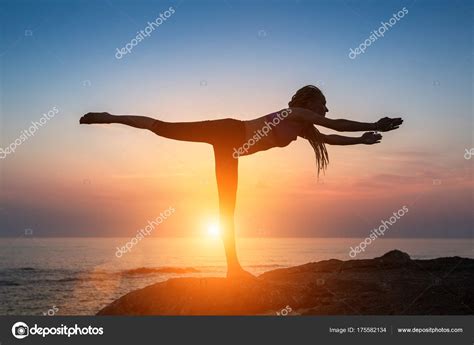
[207,222,221,238]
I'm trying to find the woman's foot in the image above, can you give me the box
[80,112,113,124]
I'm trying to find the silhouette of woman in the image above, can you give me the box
[80,85,403,279]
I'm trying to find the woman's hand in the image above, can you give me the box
[80,112,113,124]
[361,131,382,144]
[375,117,403,132]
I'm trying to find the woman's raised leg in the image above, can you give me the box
[80,112,219,144]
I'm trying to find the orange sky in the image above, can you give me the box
[0,0,472,238]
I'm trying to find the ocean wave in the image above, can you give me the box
[55,277,82,282]
[0,266,202,285]
[121,267,200,275]
[8,277,96,284]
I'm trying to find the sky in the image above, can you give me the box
[0,0,472,238]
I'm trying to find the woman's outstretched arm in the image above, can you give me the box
[321,131,382,145]
[289,107,403,132]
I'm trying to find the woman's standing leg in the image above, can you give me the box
[213,145,254,278]
[213,145,239,273]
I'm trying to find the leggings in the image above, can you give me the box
[148,118,245,217]
[150,118,245,148]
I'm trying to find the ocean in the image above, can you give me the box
[0,237,472,315]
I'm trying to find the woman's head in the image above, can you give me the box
[288,85,329,117]
[290,85,330,176]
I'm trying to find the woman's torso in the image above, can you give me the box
[237,109,306,157]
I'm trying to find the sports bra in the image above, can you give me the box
[239,109,306,156]
[266,112,305,147]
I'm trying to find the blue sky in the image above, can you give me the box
[0,0,472,238]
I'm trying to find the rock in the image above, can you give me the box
[97,250,474,315]
[378,249,411,264]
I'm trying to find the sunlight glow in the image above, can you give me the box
[207,222,221,238]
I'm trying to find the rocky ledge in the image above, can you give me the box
[97,250,473,315]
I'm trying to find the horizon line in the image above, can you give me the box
[0,236,472,239]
